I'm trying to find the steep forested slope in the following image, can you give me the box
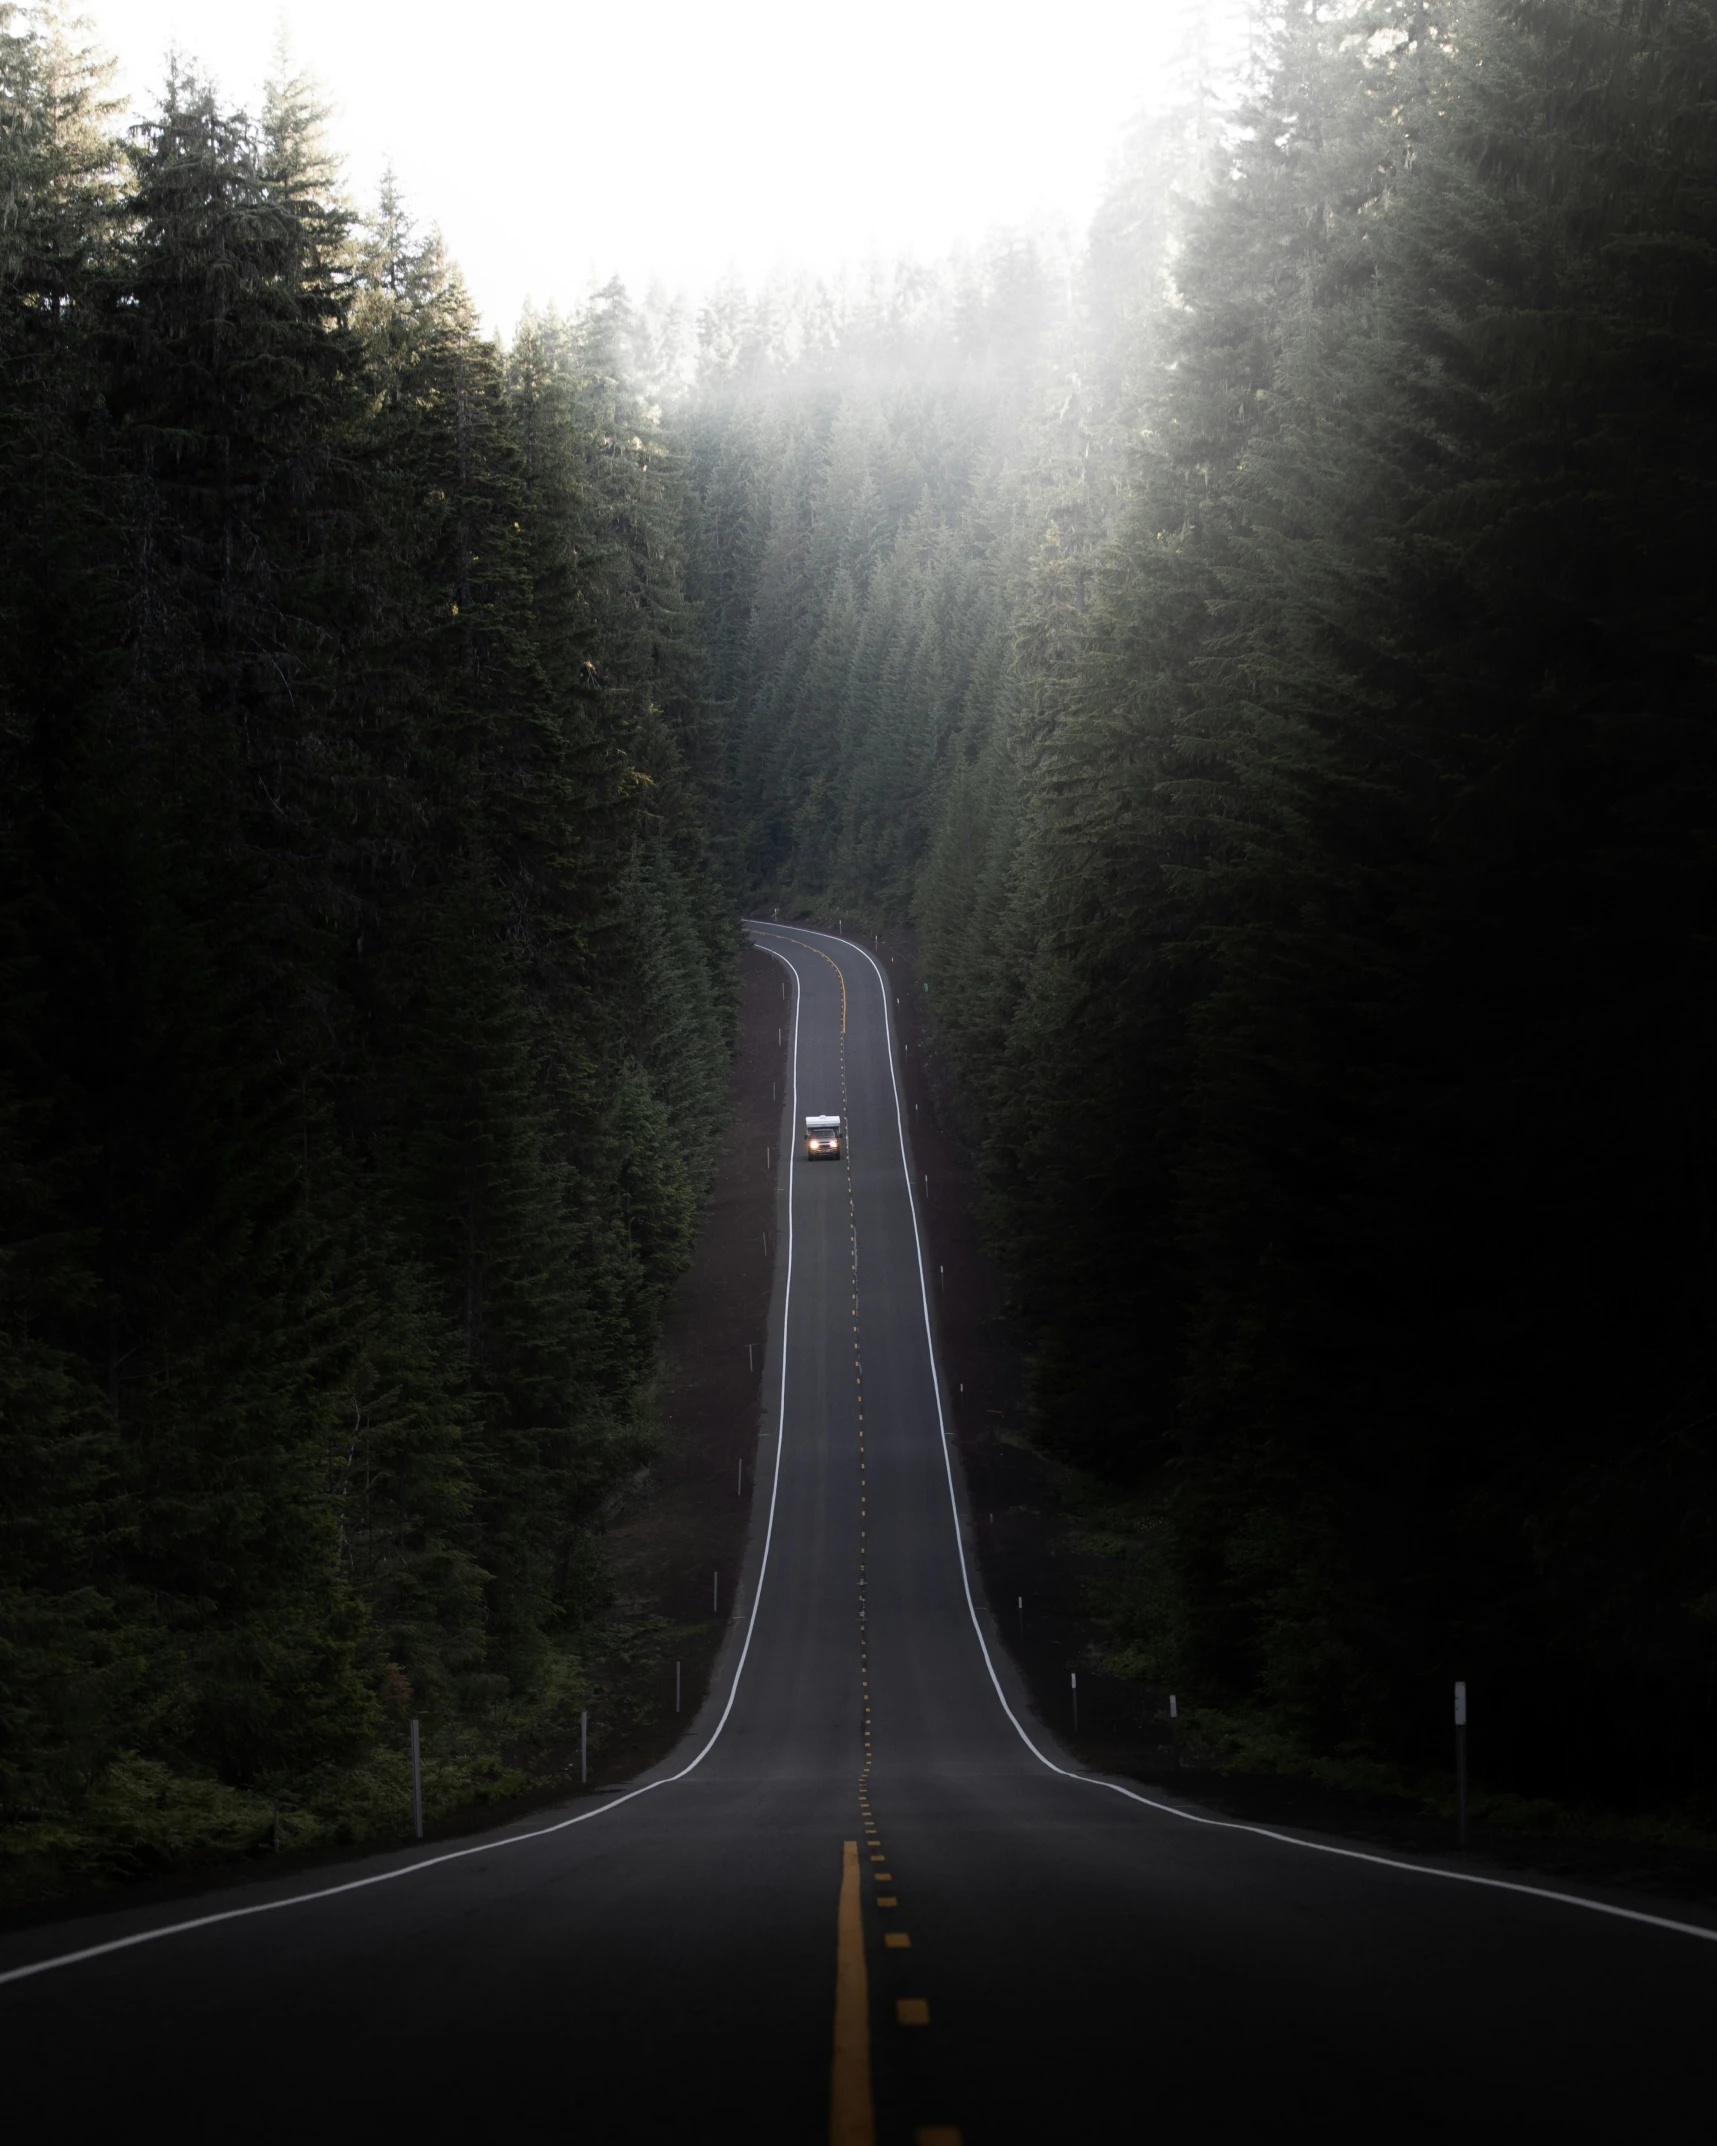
[5,0,1713,1884]
[687,0,1717,1812]
[0,20,731,1886]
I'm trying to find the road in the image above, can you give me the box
[3,922,1714,2141]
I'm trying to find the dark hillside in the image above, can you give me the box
[679,0,1717,1828]
[5,0,1715,1900]
[0,28,732,1899]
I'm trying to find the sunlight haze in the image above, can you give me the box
[94,0,1196,332]
[8,0,1714,2123]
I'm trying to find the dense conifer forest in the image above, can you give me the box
[4,0,1715,1896]
[684,0,1717,1815]
[1,15,731,1888]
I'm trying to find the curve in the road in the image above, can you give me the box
[6,921,1715,2014]
[0,942,819,1994]
[5,918,1716,2146]
[757,923,1717,1955]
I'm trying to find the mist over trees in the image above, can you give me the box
[683,0,1717,1806]
[1,13,729,1877]
[3,0,1713,1891]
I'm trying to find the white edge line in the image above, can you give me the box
[768,922,1717,1954]
[0,948,810,1993]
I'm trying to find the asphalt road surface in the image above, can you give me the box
[4,923,1714,2142]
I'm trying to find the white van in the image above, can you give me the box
[804,1114,842,1159]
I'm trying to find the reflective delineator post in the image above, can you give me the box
[410,1717,423,1840]
[1455,1681,1469,1847]
[1071,1671,1079,1736]
[580,1709,588,1785]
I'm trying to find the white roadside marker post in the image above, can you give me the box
[410,1718,423,1840]
[1455,1681,1469,1848]
[1018,1594,1025,1647]
[580,1710,588,1785]
[1169,1692,1179,1765]
[1071,1671,1079,1735]
[713,1569,720,1614]
[675,1660,681,1714]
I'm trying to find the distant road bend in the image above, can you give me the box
[4,923,1714,2140]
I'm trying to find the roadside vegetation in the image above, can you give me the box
[0,16,731,1901]
[5,0,1714,1903]
[682,0,1717,1831]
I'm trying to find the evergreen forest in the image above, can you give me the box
[1,16,731,1889]
[682,0,1717,1816]
[4,0,1716,1895]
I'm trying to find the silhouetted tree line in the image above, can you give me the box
[1,15,730,1868]
[687,0,1717,1809]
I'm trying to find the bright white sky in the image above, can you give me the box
[89,0,1202,335]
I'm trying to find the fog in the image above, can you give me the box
[90,0,1218,333]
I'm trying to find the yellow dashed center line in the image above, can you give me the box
[772,925,948,2146]
[777,933,848,1032]
[816,934,874,2146]
[831,1840,873,2144]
